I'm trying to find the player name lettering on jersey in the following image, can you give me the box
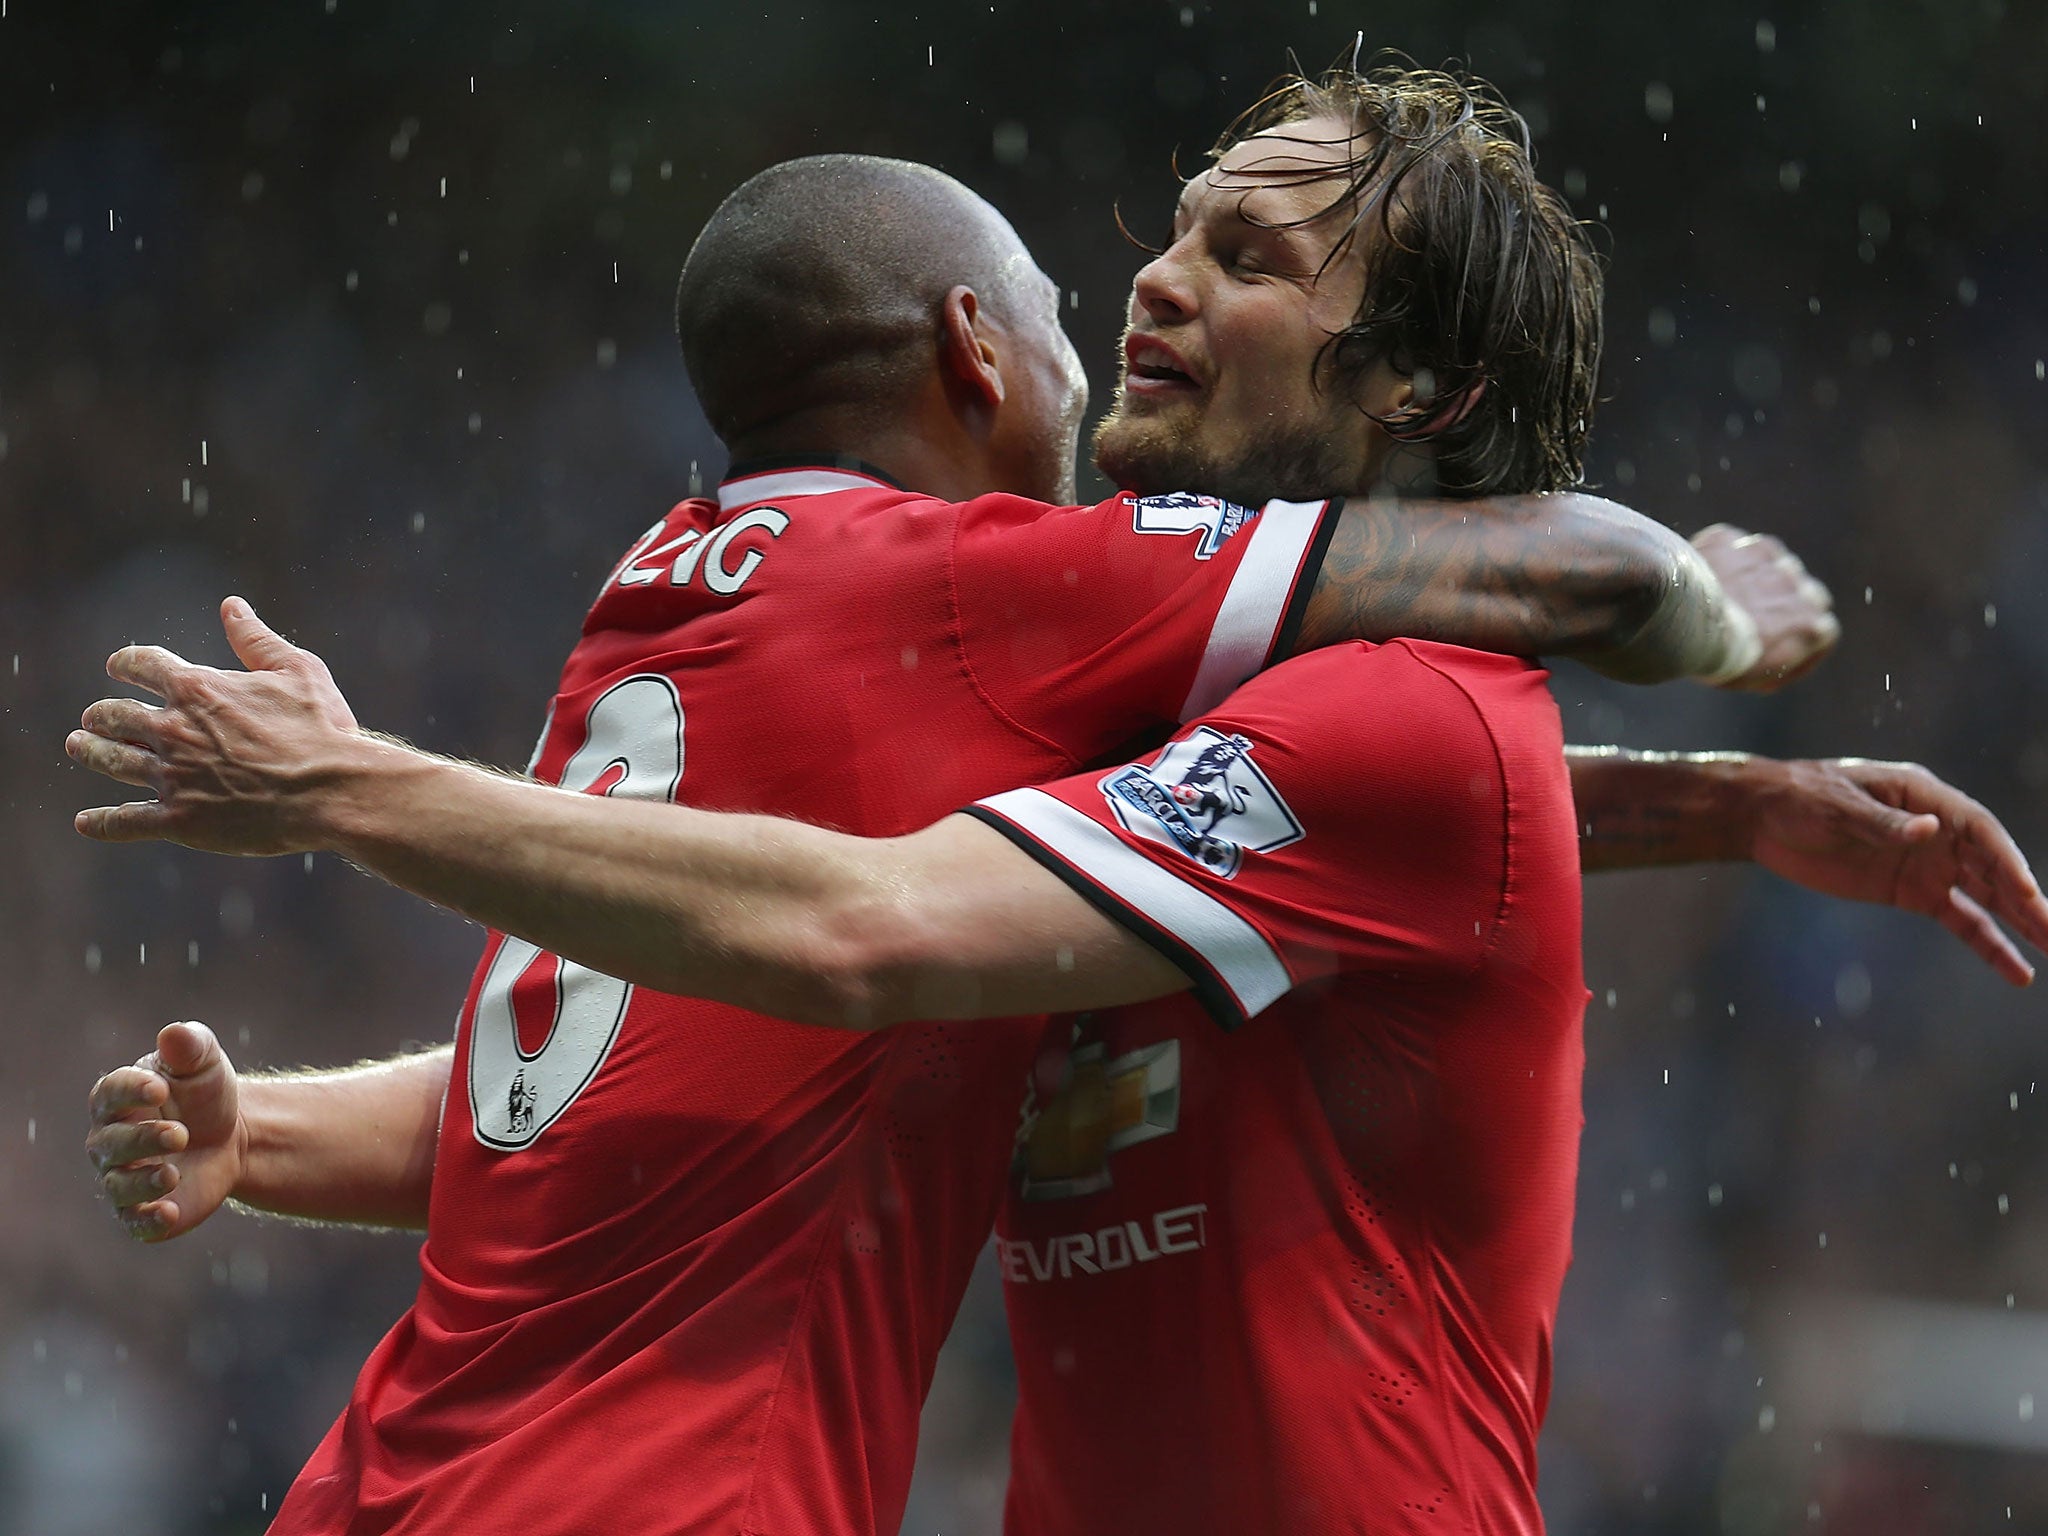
[614,506,791,595]
[997,1202,1209,1284]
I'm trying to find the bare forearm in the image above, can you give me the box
[1296,493,1754,683]
[314,742,1184,1029]
[317,739,885,1027]
[236,1045,450,1228]
[1568,746,1756,872]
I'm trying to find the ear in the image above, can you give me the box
[1357,367,1415,422]
[1377,366,1486,442]
[939,285,1006,411]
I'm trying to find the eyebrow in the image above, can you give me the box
[1173,180,1265,230]
[1173,182,1309,253]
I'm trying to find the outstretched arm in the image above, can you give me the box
[1568,748,2048,985]
[68,601,1185,1030]
[87,1021,448,1241]
[1297,497,1837,688]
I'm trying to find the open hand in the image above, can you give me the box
[1751,758,2048,985]
[86,1022,247,1242]
[1693,524,1840,691]
[67,597,359,854]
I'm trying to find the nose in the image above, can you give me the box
[1131,242,1196,326]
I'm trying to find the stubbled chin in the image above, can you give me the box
[1091,406,1208,498]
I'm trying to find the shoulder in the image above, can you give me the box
[1212,639,1552,747]
[1201,641,1565,849]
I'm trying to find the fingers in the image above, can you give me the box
[1953,806,2048,955]
[118,1198,178,1242]
[1939,887,2035,988]
[1885,764,2048,955]
[66,729,161,789]
[87,1063,169,1127]
[74,801,176,843]
[102,1158,181,1208]
[104,643,192,699]
[221,596,300,673]
[87,1116,186,1174]
[78,696,167,749]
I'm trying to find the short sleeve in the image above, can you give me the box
[950,489,1341,767]
[963,641,1543,1030]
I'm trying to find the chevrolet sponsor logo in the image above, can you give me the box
[998,1203,1209,1284]
[1017,1039,1180,1201]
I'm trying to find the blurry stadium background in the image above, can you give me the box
[4,2,2046,1530]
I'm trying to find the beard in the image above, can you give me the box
[1091,390,1364,508]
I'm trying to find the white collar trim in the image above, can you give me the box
[716,467,895,510]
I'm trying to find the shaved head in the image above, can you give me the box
[677,155,1042,446]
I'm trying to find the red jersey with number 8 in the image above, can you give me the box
[268,462,1340,1536]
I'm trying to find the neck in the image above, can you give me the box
[1363,440,1442,499]
[726,397,1002,503]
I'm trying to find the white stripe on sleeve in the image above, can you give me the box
[1177,497,1329,722]
[977,787,1295,1019]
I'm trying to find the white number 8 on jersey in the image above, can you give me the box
[468,675,684,1150]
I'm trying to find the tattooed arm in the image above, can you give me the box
[1569,747,2048,985]
[1293,494,1837,689]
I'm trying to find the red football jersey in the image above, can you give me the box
[269,462,1342,1536]
[969,641,1587,1535]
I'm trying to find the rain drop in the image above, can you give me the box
[1835,962,1871,1016]
[992,122,1029,166]
[1755,19,1776,51]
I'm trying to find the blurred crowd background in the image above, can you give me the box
[3,2,2045,1531]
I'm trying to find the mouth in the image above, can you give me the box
[1122,334,1202,400]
